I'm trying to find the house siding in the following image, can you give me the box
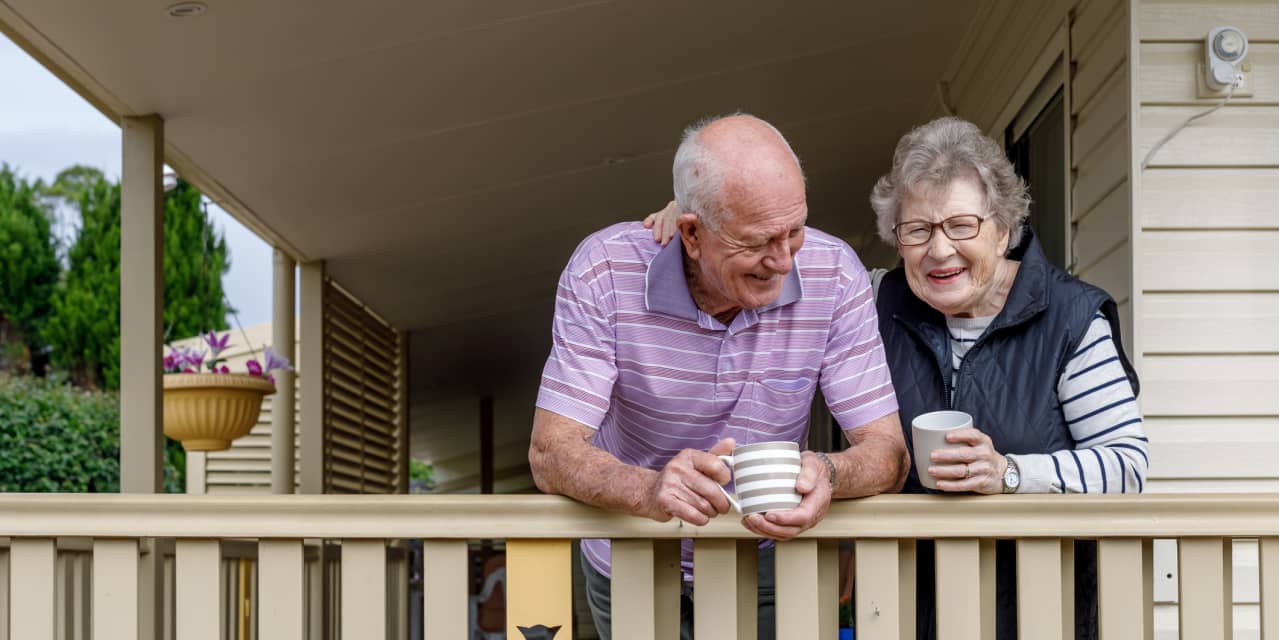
[1134,1,1279,637]
[1135,0,1279,495]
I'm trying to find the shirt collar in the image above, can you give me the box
[644,239,804,325]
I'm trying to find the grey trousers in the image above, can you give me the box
[580,546,776,640]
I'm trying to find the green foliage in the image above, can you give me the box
[409,458,435,491]
[0,165,60,372]
[42,167,230,389]
[0,375,183,492]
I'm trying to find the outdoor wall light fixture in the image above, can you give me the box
[1204,26,1248,91]
[166,1,207,18]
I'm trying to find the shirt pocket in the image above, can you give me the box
[734,377,816,438]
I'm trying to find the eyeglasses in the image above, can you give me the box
[893,214,986,246]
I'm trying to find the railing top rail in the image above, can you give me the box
[0,493,1276,539]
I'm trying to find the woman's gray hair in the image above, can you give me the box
[673,113,802,232]
[869,116,1030,251]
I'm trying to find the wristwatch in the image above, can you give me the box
[1001,456,1021,494]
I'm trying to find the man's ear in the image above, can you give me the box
[677,213,702,259]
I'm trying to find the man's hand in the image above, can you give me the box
[741,451,832,541]
[647,438,736,525]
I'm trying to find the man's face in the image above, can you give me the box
[685,177,808,313]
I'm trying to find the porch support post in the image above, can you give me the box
[119,114,164,494]
[119,114,165,640]
[299,261,326,494]
[272,248,297,494]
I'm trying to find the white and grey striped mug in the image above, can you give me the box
[716,441,803,515]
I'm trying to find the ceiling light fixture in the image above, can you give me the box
[166,2,207,18]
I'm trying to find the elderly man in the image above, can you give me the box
[529,114,908,639]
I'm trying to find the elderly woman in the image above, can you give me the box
[645,116,1147,639]
[867,116,1146,640]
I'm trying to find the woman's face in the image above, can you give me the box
[897,174,1011,317]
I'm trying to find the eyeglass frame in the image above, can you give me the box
[891,214,989,247]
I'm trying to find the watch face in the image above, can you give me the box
[1004,463,1020,492]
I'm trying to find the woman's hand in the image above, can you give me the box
[642,200,681,246]
[928,427,1008,494]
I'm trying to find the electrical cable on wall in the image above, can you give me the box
[1140,82,1237,171]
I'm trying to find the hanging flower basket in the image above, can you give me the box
[163,373,276,451]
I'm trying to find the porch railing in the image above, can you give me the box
[0,493,1276,639]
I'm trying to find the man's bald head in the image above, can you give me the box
[672,113,805,232]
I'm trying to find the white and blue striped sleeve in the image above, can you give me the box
[1011,313,1148,494]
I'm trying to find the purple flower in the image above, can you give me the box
[203,331,232,357]
[219,365,230,374]
[262,347,293,375]
[245,359,263,377]
[182,347,207,372]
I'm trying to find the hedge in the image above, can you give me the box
[0,375,183,492]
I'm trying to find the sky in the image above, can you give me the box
[0,33,272,328]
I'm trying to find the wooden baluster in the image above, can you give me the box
[176,539,222,640]
[259,540,304,640]
[1262,537,1277,640]
[1016,538,1064,640]
[506,539,573,639]
[1098,538,1146,639]
[341,540,387,639]
[11,538,56,639]
[854,539,902,640]
[94,540,140,640]
[1178,537,1231,640]
[694,539,743,638]
[421,540,468,639]
[776,539,821,639]
[613,539,682,640]
[936,539,982,640]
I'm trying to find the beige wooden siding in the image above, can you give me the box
[1136,2,1279,637]
[1135,0,1279,489]
[1072,0,1134,354]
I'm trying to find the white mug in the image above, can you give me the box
[716,441,802,515]
[911,410,973,490]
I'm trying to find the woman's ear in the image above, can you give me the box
[678,213,702,259]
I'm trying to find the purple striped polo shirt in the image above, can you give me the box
[536,222,897,578]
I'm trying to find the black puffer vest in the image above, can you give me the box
[875,228,1138,640]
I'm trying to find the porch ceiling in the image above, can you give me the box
[3,0,978,392]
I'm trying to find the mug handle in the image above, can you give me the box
[716,455,742,514]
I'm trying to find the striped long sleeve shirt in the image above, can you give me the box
[947,312,1148,493]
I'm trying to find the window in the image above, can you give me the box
[1006,79,1069,271]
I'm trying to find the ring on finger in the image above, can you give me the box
[964,463,973,479]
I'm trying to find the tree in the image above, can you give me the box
[43,167,231,389]
[0,165,60,374]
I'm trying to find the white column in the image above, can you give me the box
[120,114,166,640]
[272,248,298,494]
[299,261,326,494]
[120,114,164,493]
